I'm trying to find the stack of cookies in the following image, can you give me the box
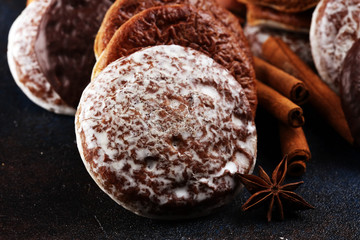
[7,0,360,220]
[80,1,259,219]
[82,1,259,219]
[8,0,258,219]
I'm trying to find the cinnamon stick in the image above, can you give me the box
[279,122,311,177]
[257,80,305,128]
[262,37,354,144]
[254,57,309,105]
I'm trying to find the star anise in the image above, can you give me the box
[238,156,314,222]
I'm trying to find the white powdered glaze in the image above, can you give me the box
[7,0,75,115]
[244,24,313,66]
[310,0,360,94]
[76,45,257,219]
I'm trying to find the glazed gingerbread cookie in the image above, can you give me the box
[93,4,257,115]
[8,0,113,114]
[310,0,360,94]
[8,0,74,114]
[76,45,257,218]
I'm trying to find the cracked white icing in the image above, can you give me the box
[310,0,360,94]
[7,0,75,115]
[75,45,257,219]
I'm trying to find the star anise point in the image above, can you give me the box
[239,155,314,222]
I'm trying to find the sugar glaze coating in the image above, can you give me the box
[76,45,257,218]
[310,0,360,94]
[7,0,75,115]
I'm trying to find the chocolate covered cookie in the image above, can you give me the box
[94,0,249,59]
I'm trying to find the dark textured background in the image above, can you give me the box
[1,1,359,239]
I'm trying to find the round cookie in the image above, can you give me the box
[93,4,257,115]
[236,0,319,13]
[8,0,113,114]
[340,39,360,147]
[310,0,360,94]
[94,0,250,59]
[76,45,257,219]
[8,0,75,115]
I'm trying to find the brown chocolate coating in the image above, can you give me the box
[94,0,250,59]
[35,0,113,108]
[94,4,257,115]
[340,39,360,147]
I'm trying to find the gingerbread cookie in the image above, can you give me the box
[310,0,360,94]
[8,0,113,114]
[76,45,257,219]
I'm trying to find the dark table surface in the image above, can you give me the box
[1,1,360,239]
